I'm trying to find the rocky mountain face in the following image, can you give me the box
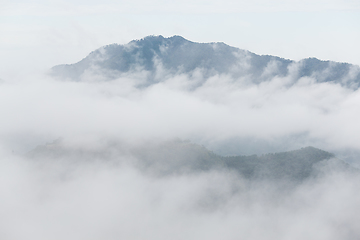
[51,35,360,88]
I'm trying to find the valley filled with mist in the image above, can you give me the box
[1,35,360,239]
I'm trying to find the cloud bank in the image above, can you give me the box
[2,63,360,156]
[1,144,360,240]
[1,40,360,239]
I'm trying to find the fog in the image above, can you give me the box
[1,145,360,239]
[1,53,360,239]
[1,65,360,155]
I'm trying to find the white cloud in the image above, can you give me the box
[0,146,359,239]
[1,63,360,156]
[1,1,360,238]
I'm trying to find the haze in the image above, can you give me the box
[1,1,360,239]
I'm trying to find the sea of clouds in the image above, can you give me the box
[1,63,360,239]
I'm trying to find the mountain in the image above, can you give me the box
[27,140,355,182]
[51,35,360,88]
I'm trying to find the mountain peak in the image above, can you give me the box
[128,35,190,48]
[50,35,360,88]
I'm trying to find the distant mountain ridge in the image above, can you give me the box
[51,35,360,88]
[28,140,356,182]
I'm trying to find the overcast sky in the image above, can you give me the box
[1,0,360,79]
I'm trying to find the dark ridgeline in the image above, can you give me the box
[51,35,360,88]
[28,140,355,182]
[223,146,337,180]
[129,142,352,181]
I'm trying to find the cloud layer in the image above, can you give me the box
[1,44,360,239]
[1,145,360,240]
[2,64,360,156]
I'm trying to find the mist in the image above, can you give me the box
[1,143,360,240]
[1,64,360,155]
[1,38,360,239]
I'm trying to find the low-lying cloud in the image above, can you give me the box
[1,60,360,239]
[1,66,360,156]
[1,146,359,240]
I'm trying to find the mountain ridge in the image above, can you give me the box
[51,35,360,88]
[28,140,356,182]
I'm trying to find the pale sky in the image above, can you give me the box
[1,0,360,77]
